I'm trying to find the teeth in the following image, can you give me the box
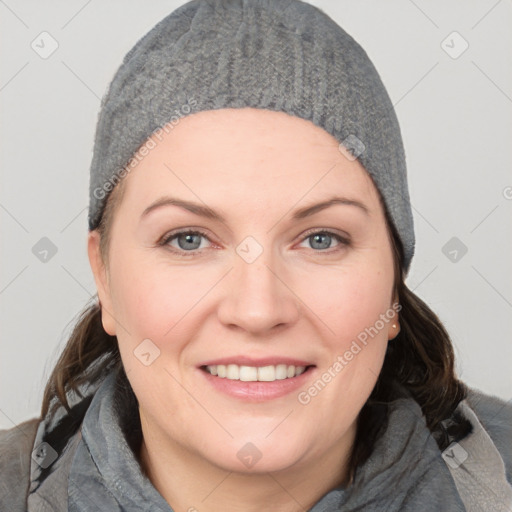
[239,366,258,382]
[258,365,275,381]
[226,364,239,380]
[205,364,307,382]
[275,364,287,380]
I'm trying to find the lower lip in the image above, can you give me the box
[198,367,315,402]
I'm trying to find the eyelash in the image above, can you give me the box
[158,228,351,258]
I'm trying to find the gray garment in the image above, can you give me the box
[1,369,511,511]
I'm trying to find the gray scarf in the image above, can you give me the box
[27,367,511,511]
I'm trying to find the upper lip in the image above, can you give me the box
[198,356,315,368]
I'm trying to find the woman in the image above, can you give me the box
[1,0,511,510]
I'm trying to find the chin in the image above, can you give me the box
[194,433,312,475]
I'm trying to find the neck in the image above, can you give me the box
[138,418,355,512]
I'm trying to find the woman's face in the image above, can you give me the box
[89,108,399,476]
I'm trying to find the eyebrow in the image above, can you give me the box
[140,195,369,223]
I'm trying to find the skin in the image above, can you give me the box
[88,108,400,512]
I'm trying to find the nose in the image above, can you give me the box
[216,244,300,335]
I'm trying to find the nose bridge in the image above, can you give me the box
[216,235,299,333]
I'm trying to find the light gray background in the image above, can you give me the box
[1,0,511,429]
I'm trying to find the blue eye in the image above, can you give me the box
[159,229,350,257]
[161,230,210,253]
[302,231,348,251]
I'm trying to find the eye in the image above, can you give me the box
[159,229,212,256]
[298,229,350,252]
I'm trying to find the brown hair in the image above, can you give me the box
[40,174,470,482]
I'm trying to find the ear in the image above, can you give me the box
[87,230,117,336]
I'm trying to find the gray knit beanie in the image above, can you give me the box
[88,0,415,272]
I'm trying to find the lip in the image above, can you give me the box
[198,356,314,367]
[197,364,316,402]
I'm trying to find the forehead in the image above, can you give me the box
[151,107,343,160]
[118,108,379,213]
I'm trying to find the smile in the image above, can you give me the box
[198,360,316,401]
[203,364,307,382]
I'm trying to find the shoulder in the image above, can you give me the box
[445,386,512,511]
[463,386,512,479]
[465,386,512,425]
[0,417,41,511]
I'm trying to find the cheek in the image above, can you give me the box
[108,254,192,347]
[108,251,222,371]
[295,269,392,432]
[302,264,394,344]
[299,262,393,401]
[109,259,201,412]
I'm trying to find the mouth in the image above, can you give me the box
[200,363,312,382]
[197,359,316,401]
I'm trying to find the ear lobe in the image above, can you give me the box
[87,230,117,336]
[388,292,401,340]
[388,321,400,340]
